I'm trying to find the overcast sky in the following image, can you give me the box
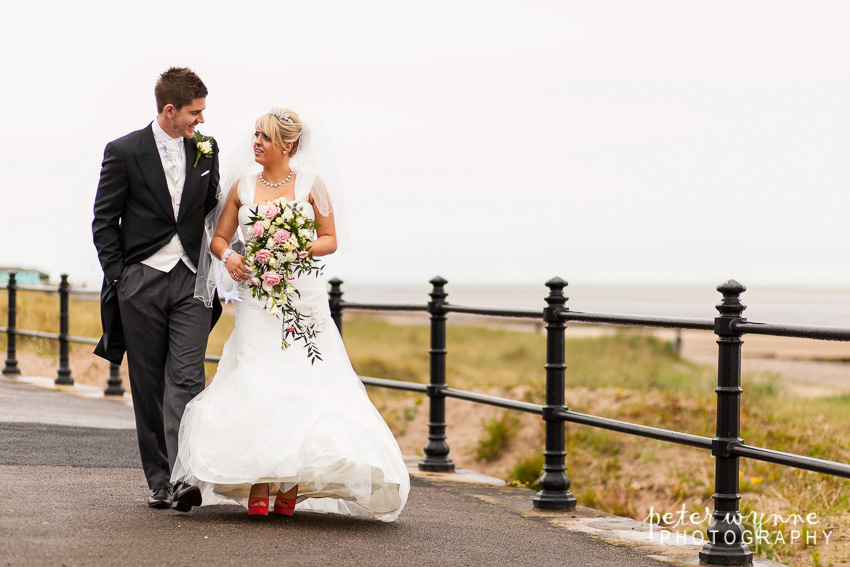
[2,1,849,288]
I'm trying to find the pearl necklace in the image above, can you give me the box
[260,170,293,188]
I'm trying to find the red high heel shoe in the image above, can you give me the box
[248,497,269,517]
[273,486,298,517]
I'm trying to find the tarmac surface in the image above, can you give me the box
[0,375,784,567]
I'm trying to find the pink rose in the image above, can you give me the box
[297,250,309,260]
[264,205,281,219]
[254,249,271,264]
[262,272,282,286]
[273,229,291,244]
[251,221,264,237]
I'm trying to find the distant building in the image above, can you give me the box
[0,267,50,286]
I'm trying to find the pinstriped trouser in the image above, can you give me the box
[117,261,212,490]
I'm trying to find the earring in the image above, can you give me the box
[282,151,287,155]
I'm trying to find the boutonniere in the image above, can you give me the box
[193,131,214,167]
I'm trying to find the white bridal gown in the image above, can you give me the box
[172,173,409,521]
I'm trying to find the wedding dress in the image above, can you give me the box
[172,172,409,522]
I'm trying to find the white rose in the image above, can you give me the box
[298,229,312,239]
[268,258,277,268]
[262,219,271,229]
[285,251,297,262]
[199,140,213,154]
[275,217,285,226]
[265,238,275,249]
[282,208,294,221]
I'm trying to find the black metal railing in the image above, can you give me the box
[3,270,850,566]
[326,275,850,567]
[0,273,126,395]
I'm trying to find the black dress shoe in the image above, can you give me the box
[148,488,173,509]
[172,482,202,512]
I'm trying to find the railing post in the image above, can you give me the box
[700,280,752,566]
[54,274,74,386]
[104,363,125,396]
[419,276,455,472]
[533,277,577,509]
[328,277,344,336]
[3,272,21,376]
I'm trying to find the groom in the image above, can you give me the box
[92,67,222,511]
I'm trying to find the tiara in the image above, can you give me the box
[269,107,294,124]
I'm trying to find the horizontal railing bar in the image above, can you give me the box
[11,284,60,292]
[339,302,429,313]
[0,341,236,364]
[360,376,429,393]
[561,310,715,331]
[555,408,713,450]
[0,328,100,347]
[732,444,850,478]
[443,305,542,319]
[68,335,99,346]
[68,290,101,297]
[0,285,99,296]
[6,329,60,340]
[443,387,543,414]
[733,321,850,342]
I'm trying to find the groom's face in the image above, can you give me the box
[162,97,206,138]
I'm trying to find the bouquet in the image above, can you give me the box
[244,198,324,363]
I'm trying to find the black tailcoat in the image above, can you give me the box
[92,124,222,364]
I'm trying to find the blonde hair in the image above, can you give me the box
[255,108,302,157]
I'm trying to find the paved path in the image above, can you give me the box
[0,376,781,567]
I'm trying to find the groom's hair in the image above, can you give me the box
[155,67,208,113]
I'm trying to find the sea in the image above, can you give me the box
[336,283,850,328]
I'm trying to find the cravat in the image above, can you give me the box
[164,138,181,180]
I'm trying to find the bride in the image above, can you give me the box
[171,108,409,521]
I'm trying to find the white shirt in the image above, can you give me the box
[142,119,196,273]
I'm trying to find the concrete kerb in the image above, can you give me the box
[10,374,133,404]
[407,464,786,567]
[3,375,787,567]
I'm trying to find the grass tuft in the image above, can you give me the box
[476,411,520,462]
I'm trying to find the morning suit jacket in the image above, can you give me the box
[92,123,222,364]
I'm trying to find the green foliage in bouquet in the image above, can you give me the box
[244,198,324,363]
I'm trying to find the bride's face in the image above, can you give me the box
[253,131,280,165]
